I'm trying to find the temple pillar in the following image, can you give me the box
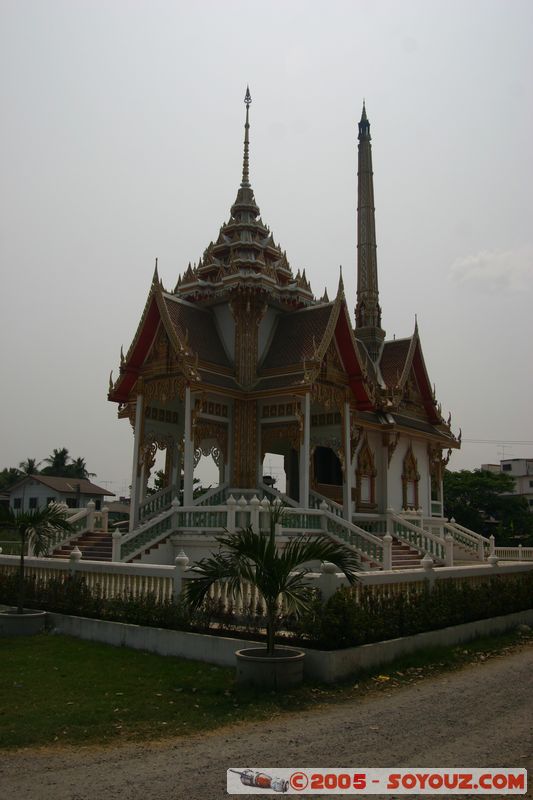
[170,441,181,497]
[299,393,310,508]
[343,402,353,521]
[183,386,194,506]
[139,461,147,503]
[129,392,144,531]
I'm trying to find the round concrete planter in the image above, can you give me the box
[235,646,305,689]
[0,609,47,637]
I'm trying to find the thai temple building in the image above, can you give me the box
[107,91,461,569]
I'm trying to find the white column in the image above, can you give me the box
[299,392,311,508]
[381,437,390,513]
[128,392,144,531]
[170,442,181,495]
[342,402,353,521]
[183,386,194,506]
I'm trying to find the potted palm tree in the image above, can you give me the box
[184,503,360,688]
[0,502,73,635]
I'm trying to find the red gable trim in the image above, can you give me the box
[108,295,161,403]
[334,309,375,411]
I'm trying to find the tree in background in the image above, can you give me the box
[443,469,533,544]
[41,448,71,476]
[18,458,42,476]
[69,457,95,479]
[0,468,22,493]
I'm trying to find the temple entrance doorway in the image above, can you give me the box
[313,446,343,504]
[262,452,286,494]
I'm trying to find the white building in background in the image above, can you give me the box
[482,459,533,511]
[8,475,113,512]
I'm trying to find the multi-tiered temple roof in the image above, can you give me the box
[109,91,458,456]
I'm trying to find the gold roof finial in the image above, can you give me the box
[241,86,252,188]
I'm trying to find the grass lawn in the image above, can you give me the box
[0,628,531,750]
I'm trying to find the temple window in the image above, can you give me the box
[355,438,377,510]
[402,445,420,510]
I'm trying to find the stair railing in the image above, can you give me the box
[444,519,491,561]
[309,489,344,519]
[388,511,447,564]
[138,486,175,523]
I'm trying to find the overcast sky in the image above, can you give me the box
[1,0,532,497]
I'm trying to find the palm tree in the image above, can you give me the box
[185,504,360,655]
[42,447,70,476]
[70,457,95,479]
[18,458,41,476]
[0,504,74,614]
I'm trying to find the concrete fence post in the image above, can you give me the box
[383,532,393,571]
[238,495,248,530]
[260,497,270,533]
[173,551,190,601]
[444,531,454,567]
[518,544,523,562]
[319,561,340,601]
[101,506,109,533]
[421,553,435,588]
[226,495,236,533]
[489,534,496,557]
[249,495,260,532]
[69,546,82,574]
[319,500,328,532]
[112,530,122,562]
[86,500,96,532]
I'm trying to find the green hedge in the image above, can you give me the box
[1,570,531,650]
[291,572,533,649]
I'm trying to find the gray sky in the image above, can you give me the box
[1,0,532,497]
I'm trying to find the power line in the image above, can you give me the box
[462,439,533,446]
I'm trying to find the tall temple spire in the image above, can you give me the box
[355,101,385,362]
[231,87,259,222]
[241,86,251,188]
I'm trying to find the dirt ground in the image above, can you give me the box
[1,643,531,800]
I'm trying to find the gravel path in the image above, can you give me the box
[1,644,531,800]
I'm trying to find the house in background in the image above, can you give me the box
[8,475,114,512]
[482,459,533,511]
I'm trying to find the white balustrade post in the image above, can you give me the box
[86,499,96,532]
[112,530,122,562]
[518,544,523,561]
[386,508,395,537]
[421,553,435,588]
[173,551,190,601]
[489,534,495,557]
[69,546,82,574]
[238,495,248,529]
[171,495,180,530]
[383,532,393,571]
[250,495,260,532]
[226,495,236,533]
[260,497,270,533]
[319,562,340,602]
[444,531,454,567]
[101,506,109,533]
[320,500,328,532]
